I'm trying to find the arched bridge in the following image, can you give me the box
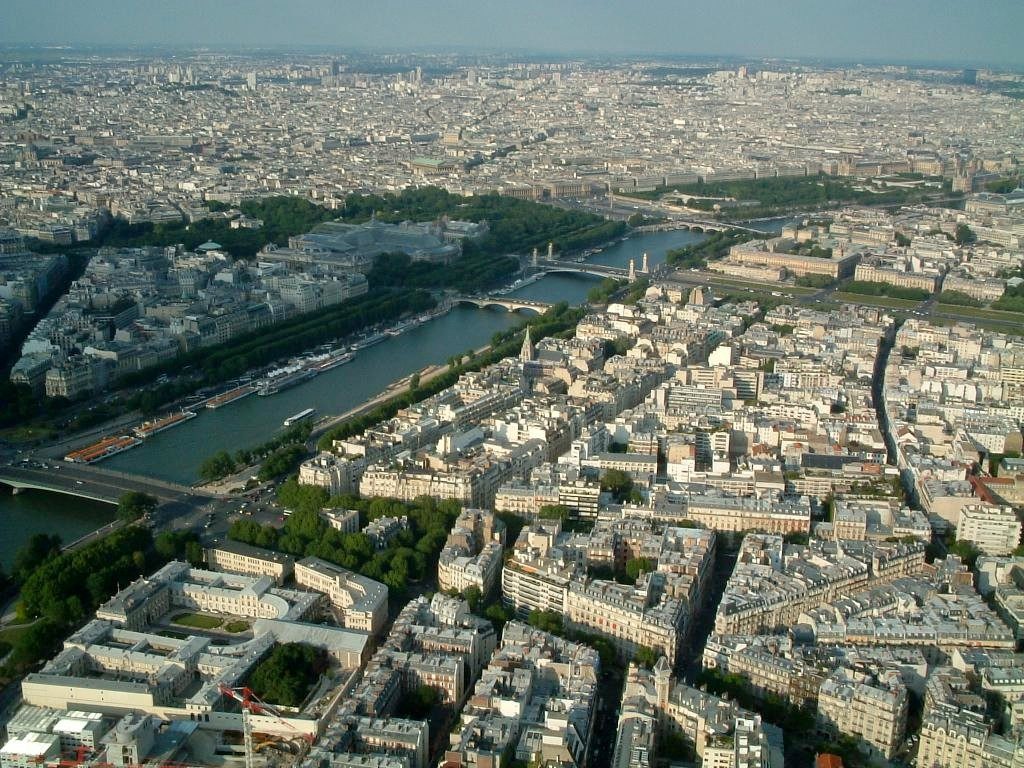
[0,462,206,505]
[453,296,553,313]
[634,219,765,235]
[535,260,631,279]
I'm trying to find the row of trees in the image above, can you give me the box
[937,290,983,308]
[337,187,627,256]
[199,421,313,483]
[17,526,156,626]
[122,288,437,416]
[664,229,766,269]
[586,277,626,305]
[316,302,585,451]
[524,608,655,672]
[635,174,954,219]
[843,280,931,301]
[993,280,1024,314]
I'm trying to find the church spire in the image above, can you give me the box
[520,326,535,362]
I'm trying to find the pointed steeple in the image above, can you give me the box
[520,326,535,363]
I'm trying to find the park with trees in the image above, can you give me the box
[229,491,463,601]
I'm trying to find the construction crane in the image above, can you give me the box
[218,684,300,768]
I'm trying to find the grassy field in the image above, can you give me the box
[935,303,1024,322]
[930,315,1024,335]
[172,613,223,630]
[223,620,251,633]
[833,292,922,310]
[0,622,36,658]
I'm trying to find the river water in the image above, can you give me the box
[0,227,722,567]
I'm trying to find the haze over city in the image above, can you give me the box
[1,4,1024,768]
[2,0,1023,68]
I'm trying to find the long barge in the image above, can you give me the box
[283,408,317,427]
[205,385,256,409]
[133,410,197,439]
[352,332,388,350]
[65,435,143,464]
[303,349,356,373]
[256,365,317,396]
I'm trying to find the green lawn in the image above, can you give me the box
[0,622,36,659]
[833,292,922,309]
[931,315,1024,335]
[223,620,251,634]
[936,303,1024,322]
[172,613,223,630]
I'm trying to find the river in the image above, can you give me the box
[0,226,733,567]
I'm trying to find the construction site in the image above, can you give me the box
[0,561,370,768]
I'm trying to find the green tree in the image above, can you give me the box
[462,585,482,612]
[184,541,205,567]
[600,469,634,502]
[248,643,327,707]
[398,684,441,719]
[955,223,977,246]
[527,609,563,635]
[483,602,515,632]
[276,478,329,515]
[199,451,237,482]
[625,557,654,583]
[948,538,982,570]
[538,504,570,522]
[116,491,158,522]
[3,618,65,673]
[633,646,659,669]
[12,533,62,582]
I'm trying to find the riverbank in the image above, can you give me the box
[0,226,720,561]
[192,360,457,495]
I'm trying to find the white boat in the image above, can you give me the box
[283,408,317,427]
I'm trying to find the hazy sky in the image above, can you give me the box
[3,0,1023,68]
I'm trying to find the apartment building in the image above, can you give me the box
[205,540,295,585]
[816,668,908,761]
[437,509,505,595]
[294,557,388,634]
[957,504,1022,556]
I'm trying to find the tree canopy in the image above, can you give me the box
[600,469,635,502]
[248,643,327,707]
[117,491,158,522]
[229,494,463,601]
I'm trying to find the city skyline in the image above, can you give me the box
[3,0,1024,69]
[1,9,1024,765]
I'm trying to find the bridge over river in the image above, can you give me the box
[0,462,209,505]
[452,296,553,313]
